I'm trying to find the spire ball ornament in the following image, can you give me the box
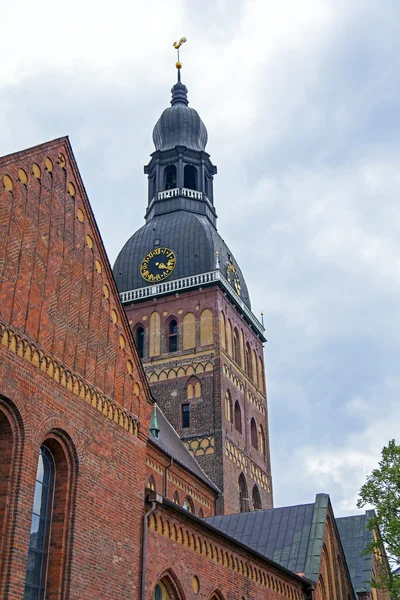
[173,37,187,80]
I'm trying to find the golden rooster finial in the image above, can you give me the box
[173,37,187,76]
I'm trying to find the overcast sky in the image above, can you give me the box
[1,0,399,516]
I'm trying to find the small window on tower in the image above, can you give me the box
[135,326,144,358]
[168,319,178,352]
[182,404,190,428]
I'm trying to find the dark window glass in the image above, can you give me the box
[250,418,258,450]
[234,401,242,434]
[168,319,178,352]
[182,404,190,428]
[239,473,249,513]
[252,484,262,510]
[204,175,209,197]
[164,165,177,190]
[136,327,144,358]
[184,165,197,190]
[154,584,163,600]
[24,446,55,600]
[152,174,156,197]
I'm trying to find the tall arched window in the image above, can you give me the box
[234,401,242,434]
[233,328,241,366]
[200,308,213,346]
[153,582,171,600]
[245,343,252,378]
[135,326,144,358]
[250,418,258,450]
[226,320,233,356]
[164,165,177,190]
[149,311,161,357]
[186,376,201,399]
[239,473,249,513]
[258,424,265,457]
[252,484,262,510]
[24,435,76,600]
[258,356,265,392]
[183,496,194,513]
[173,491,180,505]
[252,350,258,386]
[182,312,196,350]
[24,445,55,598]
[219,312,226,350]
[184,164,197,190]
[225,390,232,423]
[168,319,178,352]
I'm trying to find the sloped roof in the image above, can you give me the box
[206,494,332,583]
[336,511,375,593]
[149,405,219,493]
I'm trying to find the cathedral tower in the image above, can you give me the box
[114,68,272,514]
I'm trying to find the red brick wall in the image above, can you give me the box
[145,503,308,600]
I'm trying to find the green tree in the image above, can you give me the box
[357,439,400,599]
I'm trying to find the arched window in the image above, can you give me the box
[184,164,197,190]
[146,475,156,491]
[258,424,265,456]
[225,390,232,423]
[24,436,76,599]
[149,311,161,357]
[200,308,213,346]
[252,484,262,510]
[153,582,171,600]
[164,165,177,190]
[233,328,241,365]
[258,356,265,392]
[198,508,204,518]
[173,490,180,504]
[24,446,55,597]
[183,496,194,513]
[226,320,233,356]
[0,404,19,571]
[168,319,178,352]
[234,401,242,434]
[219,312,226,350]
[239,473,249,513]
[245,343,252,378]
[250,418,258,450]
[252,350,258,386]
[135,326,144,358]
[182,312,196,350]
[186,377,201,399]
[151,174,156,198]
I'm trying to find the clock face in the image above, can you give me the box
[226,262,241,296]
[140,247,177,283]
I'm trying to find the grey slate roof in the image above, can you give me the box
[206,502,316,574]
[336,511,375,593]
[152,81,208,152]
[149,405,219,493]
[113,211,251,308]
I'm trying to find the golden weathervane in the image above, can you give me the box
[173,37,187,70]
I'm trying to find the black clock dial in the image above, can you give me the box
[140,247,177,283]
[226,262,241,296]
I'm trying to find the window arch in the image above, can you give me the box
[252,484,262,510]
[186,376,201,399]
[239,473,249,513]
[164,165,177,190]
[226,320,233,356]
[184,164,197,190]
[258,424,265,457]
[135,325,144,358]
[167,319,178,352]
[219,312,226,350]
[233,328,241,365]
[182,312,196,350]
[146,474,156,491]
[200,308,213,346]
[24,433,76,599]
[245,342,252,378]
[252,350,258,386]
[149,311,161,357]
[152,571,184,600]
[183,496,194,513]
[173,491,180,505]
[250,418,258,450]
[234,401,242,434]
[225,390,232,423]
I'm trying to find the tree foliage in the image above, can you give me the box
[357,439,400,599]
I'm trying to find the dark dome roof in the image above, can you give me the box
[113,211,251,309]
[152,81,208,152]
